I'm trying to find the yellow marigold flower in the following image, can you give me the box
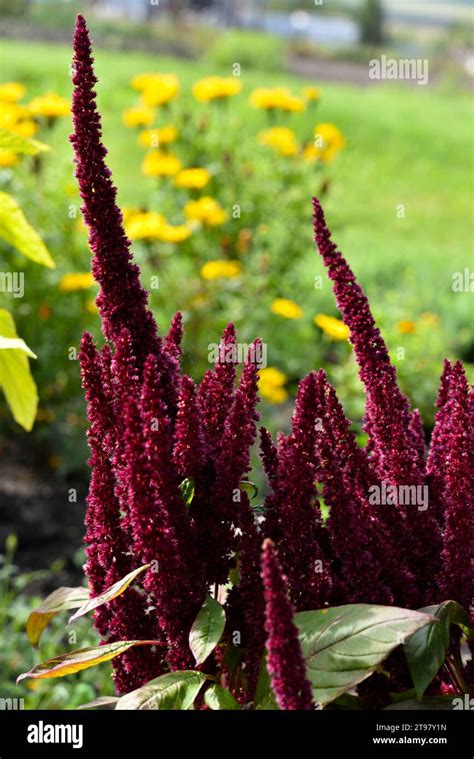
[271,298,303,320]
[10,119,38,137]
[131,72,162,90]
[258,126,298,157]
[250,87,305,112]
[124,211,166,240]
[200,260,241,280]
[156,223,192,243]
[301,86,321,101]
[132,73,179,106]
[193,77,242,103]
[259,367,288,404]
[397,319,416,335]
[141,150,182,177]
[0,82,26,102]
[137,126,178,148]
[305,123,346,163]
[314,313,350,341]
[28,92,70,118]
[123,105,155,128]
[185,196,228,226]
[0,102,27,130]
[0,150,19,167]
[59,272,95,292]
[174,167,211,189]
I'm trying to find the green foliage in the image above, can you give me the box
[405,601,470,699]
[189,595,226,666]
[0,192,54,268]
[0,309,38,430]
[116,671,207,710]
[207,29,286,73]
[295,604,434,706]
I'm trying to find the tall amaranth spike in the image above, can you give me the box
[261,539,314,711]
[437,362,474,611]
[264,372,331,610]
[70,14,160,367]
[312,197,441,601]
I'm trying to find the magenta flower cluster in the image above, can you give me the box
[72,16,472,704]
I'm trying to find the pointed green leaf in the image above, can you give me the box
[179,477,195,509]
[69,563,151,623]
[17,640,161,683]
[189,594,226,665]
[295,604,435,707]
[0,308,38,430]
[0,191,55,268]
[116,671,207,710]
[26,586,90,647]
[405,600,470,700]
[204,684,240,710]
[239,480,258,500]
[254,653,278,710]
[78,696,119,710]
[385,697,454,711]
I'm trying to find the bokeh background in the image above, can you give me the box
[0,0,472,707]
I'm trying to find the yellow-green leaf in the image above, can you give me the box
[116,671,207,710]
[17,640,161,683]
[0,191,55,268]
[69,563,151,623]
[0,128,49,156]
[0,308,38,430]
[26,586,90,647]
[189,594,226,666]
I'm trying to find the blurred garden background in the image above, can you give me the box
[0,0,473,707]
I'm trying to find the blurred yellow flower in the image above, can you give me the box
[258,126,298,157]
[138,126,178,148]
[10,119,38,137]
[271,298,302,320]
[250,87,305,112]
[314,313,350,341]
[174,167,211,189]
[157,223,192,243]
[0,82,26,102]
[259,367,288,404]
[123,105,155,128]
[0,150,19,167]
[419,312,440,328]
[59,272,95,292]
[304,123,346,163]
[28,92,70,118]
[133,73,179,106]
[193,77,242,102]
[301,86,321,101]
[125,211,166,239]
[141,150,182,177]
[0,102,27,130]
[200,260,241,280]
[185,196,228,226]
[397,319,416,335]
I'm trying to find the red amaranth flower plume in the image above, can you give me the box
[264,372,331,610]
[261,539,314,710]
[436,362,474,611]
[71,14,160,369]
[312,197,442,603]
